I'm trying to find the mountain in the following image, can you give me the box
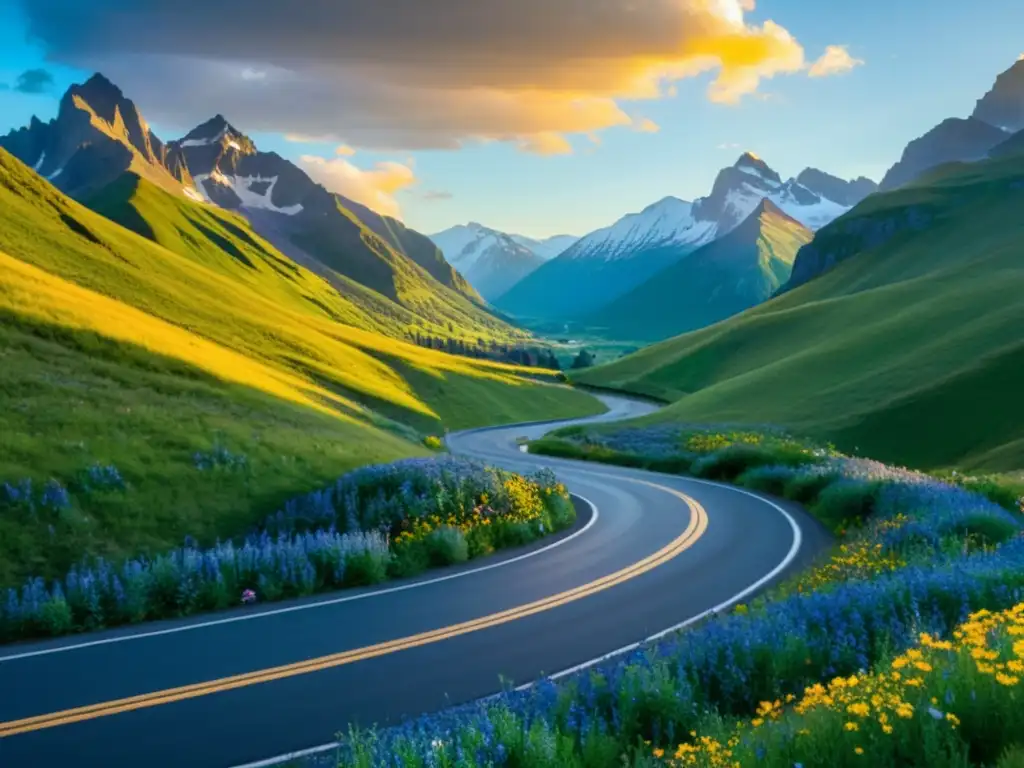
[509,233,579,261]
[495,153,875,321]
[430,222,549,300]
[575,150,1024,471]
[0,73,188,197]
[0,74,499,339]
[973,59,1024,133]
[494,196,706,320]
[163,114,481,304]
[877,60,1024,191]
[878,117,1009,191]
[795,168,878,207]
[585,199,813,342]
[990,127,1024,160]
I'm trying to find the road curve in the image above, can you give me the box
[0,394,830,768]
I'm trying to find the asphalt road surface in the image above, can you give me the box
[0,394,830,768]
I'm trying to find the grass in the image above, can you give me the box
[0,150,604,584]
[573,152,1024,472]
[83,171,510,345]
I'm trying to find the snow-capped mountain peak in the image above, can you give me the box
[559,195,720,262]
[546,154,876,271]
[430,221,553,300]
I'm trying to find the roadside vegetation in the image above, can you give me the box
[331,424,1024,767]
[0,457,576,642]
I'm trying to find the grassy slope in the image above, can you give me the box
[0,150,604,583]
[586,203,812,342]
[86,172,516,344]
[576,153,1024,471]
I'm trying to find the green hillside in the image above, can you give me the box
[575,152,1024,471]
[84,172,512,344]
[586,200,812,342]
[0,149,604,584]
[990,127,1024,159]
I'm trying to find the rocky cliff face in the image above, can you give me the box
[973,59,1024,133]
[783,205,934,291]
[879,118,1009,192]
[0,73,186,196]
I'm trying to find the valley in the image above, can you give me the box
[1,16,1024,768]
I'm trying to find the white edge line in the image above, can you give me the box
[0,497,599,663]
[229,477,804,768]
[513,477,803,686]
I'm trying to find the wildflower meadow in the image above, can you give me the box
[326,424,1024,768]
[0,457,574,643]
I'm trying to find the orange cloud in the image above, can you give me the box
[809,45,865,78]
[298,155,416,218]
[31,0,854,153]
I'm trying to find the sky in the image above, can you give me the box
[1,1,1022,238]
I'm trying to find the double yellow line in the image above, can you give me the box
[0,480,707,738]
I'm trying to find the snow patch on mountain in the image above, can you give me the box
[560,196,719,262]
[193,171,303,215]
[181,123,229,148]
[429,222,552,299]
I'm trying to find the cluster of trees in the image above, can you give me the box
[409,332,562,370]
[570,349,596,369]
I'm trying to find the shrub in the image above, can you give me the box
[736,464,799,496]
[424,526,470,566]
[784,469,839,504]
[954,512,1020,548]
[342,550,390,587]
[690,444,811,482]
[423,435,443,450]
[811,478,880,531]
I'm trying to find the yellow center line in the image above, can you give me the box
[0,480,707,738]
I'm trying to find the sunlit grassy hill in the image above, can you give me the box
[575,152,1024,472]
[0,149,603,584]
[84,171,513,343]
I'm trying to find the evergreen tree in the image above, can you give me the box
[570,349,595,369]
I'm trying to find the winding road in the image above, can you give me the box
[0,394,830,768]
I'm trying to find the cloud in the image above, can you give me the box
[18,0,833,151]
[335,144,356,156]
[419,189,454,201]
[297,155,416,218]
[517,131,573,155]
[634,118,660,133]
[716,142,741,149]
[808,45,864,78]
[14,68,54,94]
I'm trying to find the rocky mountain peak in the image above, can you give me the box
[796,168,878,206]
[65,73,126,123]
[177,115,252,151]
[973,59,1024,133]
[733,152,783,184]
